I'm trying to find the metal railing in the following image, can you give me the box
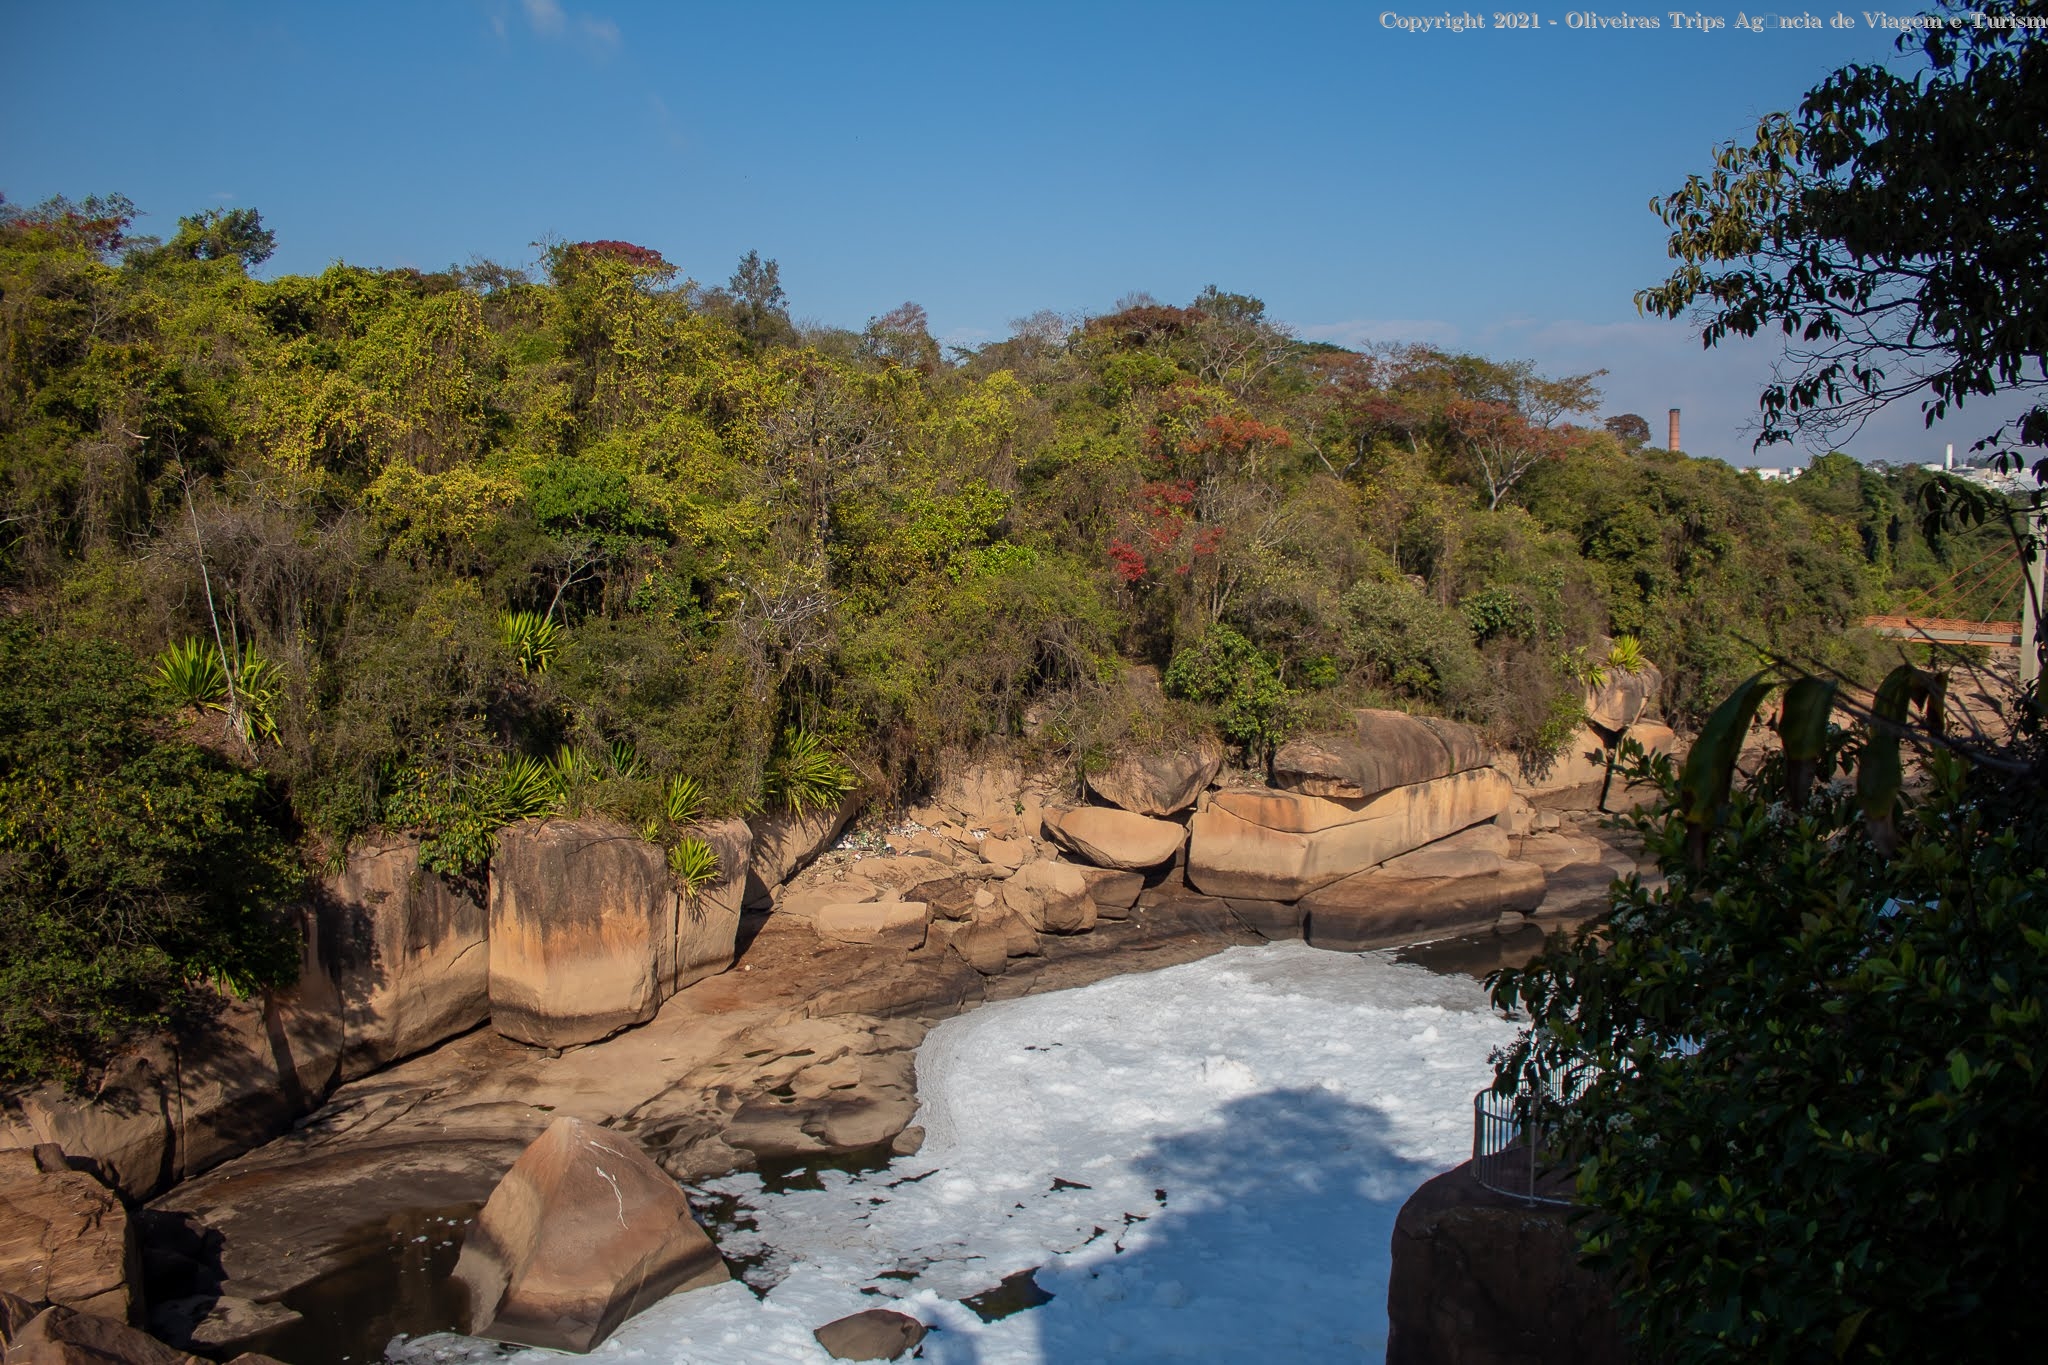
[1471,1068,1589,1205]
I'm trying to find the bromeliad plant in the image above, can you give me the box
[761,728,856,816]
[152,638,282,743]
[1489,663,2045,1361]
[500,610,563,677]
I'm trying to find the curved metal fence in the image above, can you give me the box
[1470,1068,1589,1205]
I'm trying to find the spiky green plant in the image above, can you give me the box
[500,610,562,677]
[548,745,597,791]
[491,755,562,822]
[154,638,228,709]
[1604,633,1648,676]
[668,836,721,893]
[664,774,707,826]
[603,739,648,780]
[762,728,855,816]
[229,643,282,743]
[1562,645,1608,691]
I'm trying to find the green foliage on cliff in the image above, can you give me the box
[0,623,303,1085]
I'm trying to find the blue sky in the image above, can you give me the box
[1,1,2015,465]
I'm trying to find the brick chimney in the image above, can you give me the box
[1667,408,1682,453]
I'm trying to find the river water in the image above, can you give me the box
[317,935,1526,1365]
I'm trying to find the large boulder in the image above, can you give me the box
[1272,710,1489,800]
[488,820,673,1049]
[1300,827,1547,951]
[1386,1160,1631,1365]
[1043,807,1186,870]
[1,1303,204,1365]
[747,794,861,903]
[671,817,753,992]
[0,1148,139,1325]
[1187,768,1515,901]
[1083,737,1223,816]
[1584,661,1662,735]
[317,835,488,1082]
[1002,861,1098,934]
[453,1117,727,1353]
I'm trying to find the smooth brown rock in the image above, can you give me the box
[747,794,861,900]
[813,1307,928,1361]
[147,1296,299,1355]
[3,1304,204,1365]
[673,817,753,991]
[488,820,673,1048]
[1223,899,1307,940]
[979,837,1030,871]
[814,902,929,952]
[1074,866,1145,915]
[1272,709,1489,800]
[1003,862,1098,934]
[453,1117,727,1353]
[900,875,979,921]
[0,1150,138,1325]
[1386,1160,1630,1365]
[1084,737,1223,816]
[778,878,880,923]
[0,1046,174,1202]
[318,835,488,1082]
[1584,661,1662,734]
[932,754,1025,827]
[1515,832,1605,873]
[1302,827,1547,952]
[1,1290,38,1346]
[930,916,1011,975]
[1188,769,1514,901]
[1044,808,1186,871]
[171,908,343,1182]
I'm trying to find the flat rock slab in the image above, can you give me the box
[814,902,929,951]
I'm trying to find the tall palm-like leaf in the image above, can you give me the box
[154,638,227,709]
[763,729,855,816]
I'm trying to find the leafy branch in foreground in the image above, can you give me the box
[1489,665,2046,1361]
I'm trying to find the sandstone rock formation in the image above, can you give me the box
[488,820,676,1048]
[814,901,930,951]
[1300,826,1547,951]
[1083,737,1223,816]
[1272,709,1489,800]
[1003,861,1098,933]
[813,1307,928,1360]
[746,794,861,906]
[1512,722,1678,811]
[1386,1160,1631,1365]
[1,1301,205,1365]
[1584,661,1662,735]
[674,817,754,991]
[1188,768,1514,900]
[1044,807,1186,870]
[0,1147,138,1325]
[318,835,488,1082]
[453,1117,727,1353]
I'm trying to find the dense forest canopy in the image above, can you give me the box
[0,190,2017,1080]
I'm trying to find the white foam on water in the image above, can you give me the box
[396,941,1515,1364]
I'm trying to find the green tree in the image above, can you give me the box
[0,624,303,1084]
[1638,1,2048,470]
